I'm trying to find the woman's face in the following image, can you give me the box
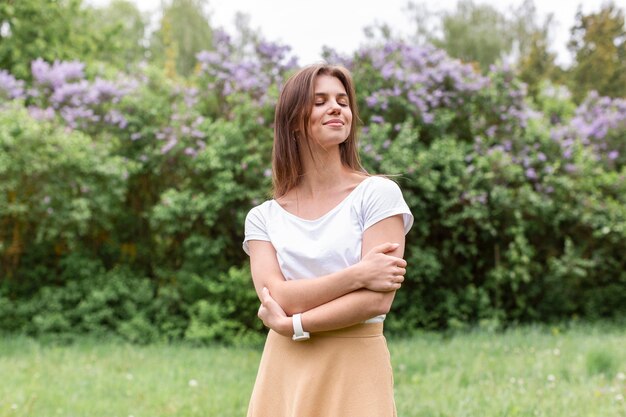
[307,74,352,149]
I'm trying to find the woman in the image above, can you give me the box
[243,64,413,417]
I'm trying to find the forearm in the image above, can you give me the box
[249,239,404,318]
[259,264,364,316]
[298,289,396,333]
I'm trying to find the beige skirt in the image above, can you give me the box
[247,322,397,417]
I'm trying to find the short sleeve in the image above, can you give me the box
[361,176,414,235]
[242,205,271,256]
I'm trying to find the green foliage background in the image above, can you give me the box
[0,0,625,344]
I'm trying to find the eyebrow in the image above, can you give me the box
[314,92,349,98]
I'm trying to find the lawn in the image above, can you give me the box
[1,323,624,417]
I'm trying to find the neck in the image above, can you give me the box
[298,144,349,197]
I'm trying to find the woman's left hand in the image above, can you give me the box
[258,287,292,336]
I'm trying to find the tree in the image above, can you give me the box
[567,3,626,102]
[434,0,514,70]
[150,0,213,77]
[0,0,126,79]
[91,0,148,69]
[515,0,560,99]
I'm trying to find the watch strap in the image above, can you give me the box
[292,313,310,341]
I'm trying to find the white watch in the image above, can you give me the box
[292,313,310,341]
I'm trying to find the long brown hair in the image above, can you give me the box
[271,64,366,198]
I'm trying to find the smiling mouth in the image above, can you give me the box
[323,120,344,126]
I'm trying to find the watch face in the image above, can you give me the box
[292,333,311,342]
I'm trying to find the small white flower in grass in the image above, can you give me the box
[509,377,516,384]
[552,348,560,356]
[616,394,624,402]
[617,372,625,381]
[126,373,134,380]
[547,374,556,383]
[188,379,198,387]
[11,404,17,410]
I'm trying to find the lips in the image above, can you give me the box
[323,119,344,126]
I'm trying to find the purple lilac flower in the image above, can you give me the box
[50,80,89,107]
[608,150,619,160]
[552,93,626,165]
[32,58,85,88]
[196,30,298,108]
[89,78,125,104]
[0,70,25,99]
[161,138,178,154]
[27,106,55,121]
[365,95,378,107]
[60,106,97,128]
[105,110,127,129]
[525,168,538,180]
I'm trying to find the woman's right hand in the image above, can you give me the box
[355,242,407,292]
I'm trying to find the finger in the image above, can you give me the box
[261,287,271,304]
[380,254,406,264]
[396,258,406,268]
[396,267,406,276]
[370,242,400,254]
[389,281,401,290]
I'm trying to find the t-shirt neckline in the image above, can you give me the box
[271,176,373,223]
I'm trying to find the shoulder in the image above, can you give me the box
[361,175,405,196]
[358,175,414,234]
[245,200,273,223]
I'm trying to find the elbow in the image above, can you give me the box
[282,304,300,317]
[264,286,301,316]
[370,291,395,316]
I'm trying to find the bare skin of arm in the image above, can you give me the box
[248,216,406,316]
[255,214,406,335]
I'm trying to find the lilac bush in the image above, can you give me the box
[1,28,625,341]
[321,38,626,328]
[195,28,298,118]
[326,41,488,129]
[21,58,137,130]
[551,92,626,168]
[0,70,25,100]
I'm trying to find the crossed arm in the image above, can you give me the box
[247,214,407,335]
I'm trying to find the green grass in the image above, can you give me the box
[1,323,625,417]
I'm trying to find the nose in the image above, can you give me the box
[327,99,341,114]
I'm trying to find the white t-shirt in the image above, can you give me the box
[242,175,414,322]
